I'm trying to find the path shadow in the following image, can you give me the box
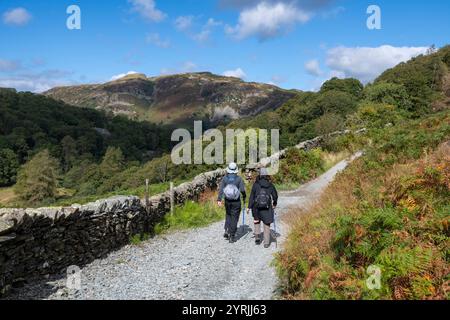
[235,225,253,241]
[269,229,282,247]
[2,274,65,300]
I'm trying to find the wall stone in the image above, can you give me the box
[0,197,146,296]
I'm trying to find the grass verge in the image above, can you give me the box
[154,198,226,235]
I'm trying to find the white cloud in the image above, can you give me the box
[206,18,222,28]
[0,79,50,92]
[146,33,171,48]
[328,70,346,79]
[220,0,334,10]
[326,45,429,83]
[175,15,194,31]
[182,61,198,73]
[193,30,211,43]
[223,68,247,79]
[3,7,32,26]
[0,59,21,72]
[305,59,323,76]
[193,19,222,43]
[0,69,75,93]
[226,2,311,40]
[176,16,222,44]
[129,0,166,22]
[110,71,139,81]
[269,75,286,85]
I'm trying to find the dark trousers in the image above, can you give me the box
[224,200,242,236]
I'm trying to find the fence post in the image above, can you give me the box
[143,178,150,236]
[170,182,174,215]
[145,179,149,211]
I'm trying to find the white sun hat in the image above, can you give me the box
[227,162,239,174]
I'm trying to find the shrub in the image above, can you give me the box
[363,82,412,111]
[273,148,324,186]
[350,102,407,129]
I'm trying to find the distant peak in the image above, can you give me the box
[111,73,148,81]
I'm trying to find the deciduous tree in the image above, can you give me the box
[15,150,59,205]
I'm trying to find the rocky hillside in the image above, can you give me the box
[44,72,296,126]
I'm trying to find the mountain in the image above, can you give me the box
[44,72,297,126]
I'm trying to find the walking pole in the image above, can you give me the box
[273,210,278,249]
[241,207,246,235]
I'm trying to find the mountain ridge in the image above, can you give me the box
[44,72,297,126]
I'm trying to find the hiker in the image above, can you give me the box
[248,168,278,248]
[217,163,246,243]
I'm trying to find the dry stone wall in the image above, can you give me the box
[0,169,225,296]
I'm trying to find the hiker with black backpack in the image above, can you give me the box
[247,168,278,248]
[217,163,247,243]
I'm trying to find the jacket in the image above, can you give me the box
[248,176,278,225]
[217,174,247,202]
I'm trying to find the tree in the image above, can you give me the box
[14,150,59,205]
[99,147,125,178]
[352,102,405,129]
[312,90,358,116]
[315,113,345,137]
[363,82,412,111]
[0,149,19,186]
[426,44,437,55]
[61,136,78,172]
[152,156,172,183]
[320,77,364,98]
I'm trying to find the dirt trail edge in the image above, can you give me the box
[7,152,362,300]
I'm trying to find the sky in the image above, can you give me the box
[0,0,449,92]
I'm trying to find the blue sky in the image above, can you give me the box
[0,0,449,92]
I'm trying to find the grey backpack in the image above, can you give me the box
[255,187,271,209]
[223,176,241,201]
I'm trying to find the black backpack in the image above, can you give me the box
[255,187,271,210]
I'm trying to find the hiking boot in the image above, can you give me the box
[223,232,230,240]
[264,243,270,249]
[255,234,262,245]
[229,235,237,243]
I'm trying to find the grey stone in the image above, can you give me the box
[0,218,14,235]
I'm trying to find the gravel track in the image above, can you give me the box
[6,153,361,300]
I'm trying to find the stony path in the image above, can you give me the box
[6,153,361,300]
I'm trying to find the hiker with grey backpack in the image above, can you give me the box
[217,163,247,243]
[247,168,278,248]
